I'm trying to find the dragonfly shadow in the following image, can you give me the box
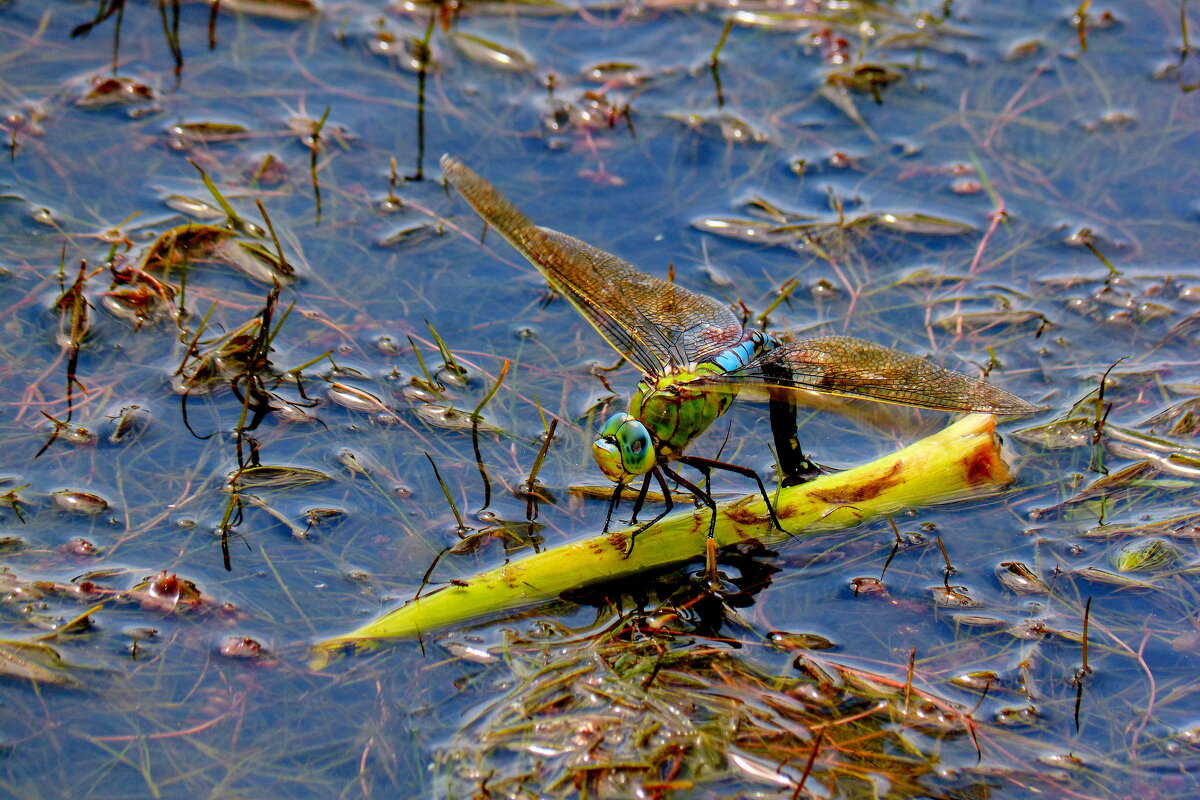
[561,544,782,638]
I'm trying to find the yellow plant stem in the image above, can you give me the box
[313,414,1010,663]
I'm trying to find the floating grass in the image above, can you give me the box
[472,360,510,511]
[424,451,467,533]
[424,320,464,381]
[522,417,557,521]
[309,106,330,222]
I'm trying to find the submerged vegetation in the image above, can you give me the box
[1,0,1199,797]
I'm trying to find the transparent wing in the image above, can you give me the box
[708,336,1038,414]
[538,229,746,365]
[442,156,744,371]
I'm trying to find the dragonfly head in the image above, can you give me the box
[593,412,655,483]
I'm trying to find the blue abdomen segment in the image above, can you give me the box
[706,330,780,373]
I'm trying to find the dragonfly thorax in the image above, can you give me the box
[629,367,741,458]
[591,330,781,483]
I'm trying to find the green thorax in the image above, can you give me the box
[627,364,741,459]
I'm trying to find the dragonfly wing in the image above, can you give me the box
[712,336,1039,414]
[442,156,743,370]
[539,228,745,365]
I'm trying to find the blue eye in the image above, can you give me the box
[598,412,633,439]
[593,413,654,480]
[617,422,654,474]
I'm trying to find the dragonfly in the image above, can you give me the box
[441,155,1038,583]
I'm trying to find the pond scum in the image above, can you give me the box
[2,0,1200,798]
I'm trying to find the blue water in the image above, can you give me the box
[1,0,1199,796]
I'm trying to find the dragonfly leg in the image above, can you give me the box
[677,454,786,534]
[623,468,674,556]
[602,482,624,533]
[627,471,655,525]
[661,463,721,588]
[688,459,712,493]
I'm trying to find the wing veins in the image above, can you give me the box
[442,156,745,372]
[443,157,669,372]
[705,336,1038,414]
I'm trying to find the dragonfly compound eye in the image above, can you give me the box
[598,412,633,440]
[594,412,634,482]
[615,419,654,476]
[593,413,654,481]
